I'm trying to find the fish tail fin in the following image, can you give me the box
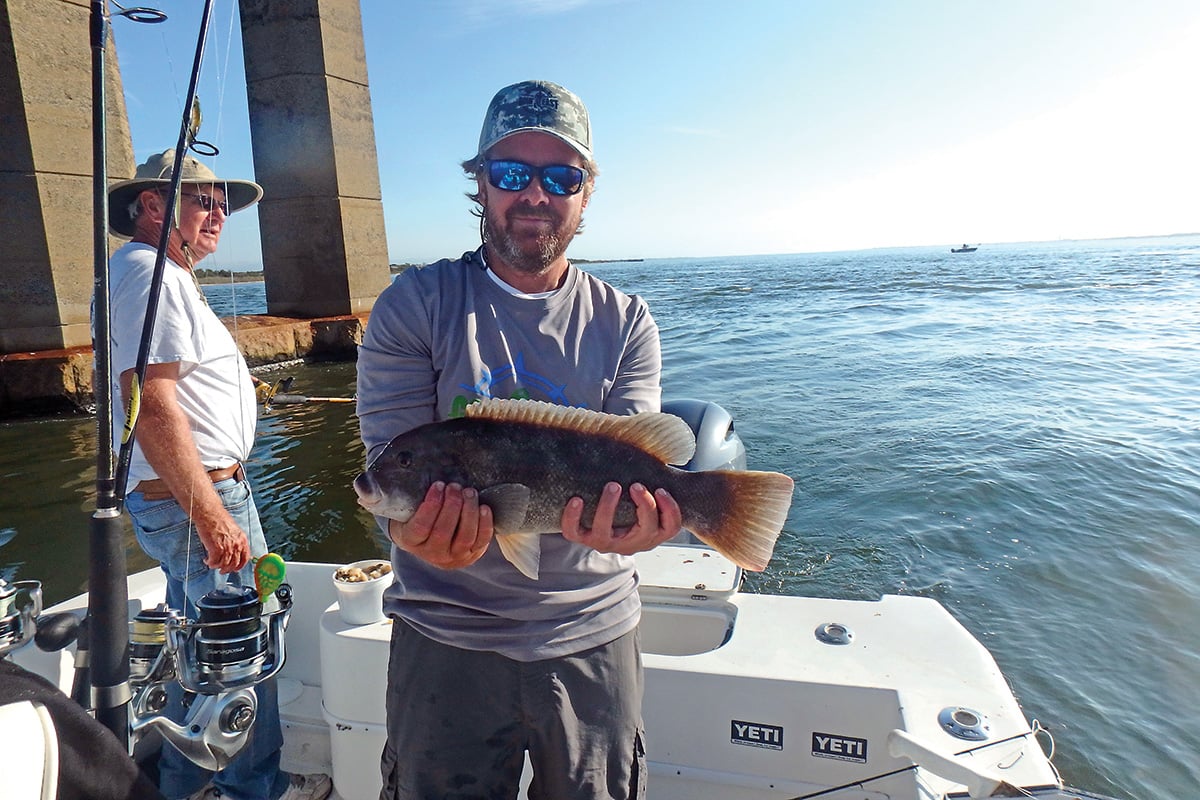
[496,533,542,580]
[688,471,794,571]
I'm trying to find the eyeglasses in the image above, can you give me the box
[486,160,587,197]
[179,192,230,216]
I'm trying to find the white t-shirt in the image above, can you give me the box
[107,242,257,489]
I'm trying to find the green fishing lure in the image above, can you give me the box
[254,553,287,598]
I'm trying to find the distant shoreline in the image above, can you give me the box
[197,271,264,284]
[196,258,647,283]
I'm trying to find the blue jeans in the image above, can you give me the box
[126,476,289,800]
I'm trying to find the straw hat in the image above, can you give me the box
[107,149,263,237]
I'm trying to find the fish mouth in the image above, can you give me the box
[352,472,417,522]
[353,472,383,508]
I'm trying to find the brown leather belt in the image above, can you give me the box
[133,463,245,501]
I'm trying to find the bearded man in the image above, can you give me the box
[356,80,682,800]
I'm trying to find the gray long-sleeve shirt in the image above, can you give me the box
[357,248,663,660]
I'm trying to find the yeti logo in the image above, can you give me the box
[811,731,868,763]
[731,720,784,750]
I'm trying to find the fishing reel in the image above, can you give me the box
[0,577,43,659]
[129,582,292,771]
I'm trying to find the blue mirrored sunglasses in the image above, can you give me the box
[486,160,587,197]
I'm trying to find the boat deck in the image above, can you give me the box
[14,550,1063,800]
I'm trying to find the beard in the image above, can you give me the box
[483,202,580,276]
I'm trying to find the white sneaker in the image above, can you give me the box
[277,773,333,800]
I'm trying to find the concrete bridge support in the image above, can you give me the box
[239,0,390,317]
[0,0,134,354]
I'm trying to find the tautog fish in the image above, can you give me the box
[354,398,794,580]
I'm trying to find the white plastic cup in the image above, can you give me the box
[332,559,391,625]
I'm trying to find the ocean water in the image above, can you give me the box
[3,236,1199,799]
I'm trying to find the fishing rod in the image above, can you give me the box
[112,0,218,506]
[780,726,1046,800]
[87,0,169,744]
[87,0,216,745]
[255,375,356,408]
[268,394,357,406]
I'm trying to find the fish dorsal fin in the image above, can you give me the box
[465,398,697,466]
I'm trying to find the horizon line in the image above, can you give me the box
[212,230,1200,273]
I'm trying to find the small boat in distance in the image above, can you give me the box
[951,243,978,253]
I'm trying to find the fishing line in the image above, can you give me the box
[209,6,239,323]
[158,13,181,111]
[194,6,260,599]
[183,4,246,603]
[198,5,260,457]
[782,727,1044,800]
[213,4,238,144]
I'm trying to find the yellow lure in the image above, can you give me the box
[121,373,141,445]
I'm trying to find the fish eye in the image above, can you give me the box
[397,451,412,468]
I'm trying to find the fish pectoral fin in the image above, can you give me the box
[495,533,541,580]
[479,484,537,578]
[478,483,531,533]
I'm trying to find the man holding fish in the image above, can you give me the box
[356,80,791,800]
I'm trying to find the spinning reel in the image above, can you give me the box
[10,552,294,772]
[0,577,43,660]
[128,579,293,771]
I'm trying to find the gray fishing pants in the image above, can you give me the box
[380,620,646,800]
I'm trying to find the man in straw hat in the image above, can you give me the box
[357,80,681,799]
[105,150,331,800]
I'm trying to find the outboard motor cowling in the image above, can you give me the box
[661,399,749,549]
[662,399,747,472]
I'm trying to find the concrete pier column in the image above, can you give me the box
[238,0,390,318]
[0,0,134,354]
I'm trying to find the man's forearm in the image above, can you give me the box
[126,367,251,572]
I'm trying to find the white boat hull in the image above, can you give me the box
[12,547,1098,800]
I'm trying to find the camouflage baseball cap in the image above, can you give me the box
[477,80,592,162]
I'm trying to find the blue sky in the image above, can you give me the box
[112,1,1200,269]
